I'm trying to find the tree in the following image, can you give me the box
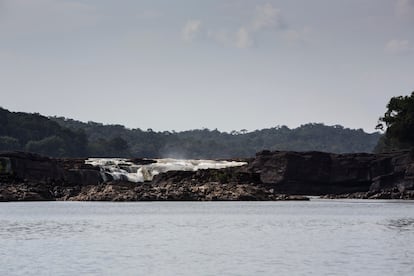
[0,136,21,151]
[25,136,67,157]
[108,137,129,153]
[376,91,414,151]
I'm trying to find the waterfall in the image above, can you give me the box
[85,158,247,183]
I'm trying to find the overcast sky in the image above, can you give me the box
[0,0,413,133]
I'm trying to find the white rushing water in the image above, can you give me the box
[85,158,247,182]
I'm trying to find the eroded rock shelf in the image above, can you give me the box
[1,150,413,201]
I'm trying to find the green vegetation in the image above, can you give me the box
[51,116,380,158]
[375,91,414,152]
[0,106,380,158]
[0,107,87,157]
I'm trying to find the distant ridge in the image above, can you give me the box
[0,107,381,158]
[50,115,380,158]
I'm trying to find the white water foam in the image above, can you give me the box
[85,158,247,183]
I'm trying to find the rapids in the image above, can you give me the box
[85,158,247,183]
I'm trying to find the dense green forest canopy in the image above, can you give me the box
[0,107,380,158]
[0,107,87,157]
[375,91,414,152]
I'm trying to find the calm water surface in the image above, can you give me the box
[1,200,414,275]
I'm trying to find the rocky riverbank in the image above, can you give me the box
[1,150,413,201]
[247,150,414,198]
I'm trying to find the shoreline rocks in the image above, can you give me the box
[246,150,414,198]
[66,181,309,201]
[1,150,413,201]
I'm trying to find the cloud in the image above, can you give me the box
[207,28,253,49]
[252,3,284,31]
[235,27,253,49]
[182,20,202,42]
[181,3,291,49]
[385,39,413,55]
[236,3,284,47]
[396,0,414,18]
[207,3,284,49]
[283,27,312,44]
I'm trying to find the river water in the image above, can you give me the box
[1,200,414,275]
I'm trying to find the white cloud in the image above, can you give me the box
[207,28,253,49]
[396,0,414,18]
[182,3,289,49]
[385,39,413,55]
[182,20,202,42]
[235,27,253,49]
[236,3,284,47]
[208,3,284,49]
[252,3,283,31]
[283,27,312,44]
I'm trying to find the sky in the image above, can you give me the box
[0,0,413,133]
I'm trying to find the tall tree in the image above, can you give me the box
[376,91,414,151]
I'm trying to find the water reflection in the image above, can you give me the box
[386,218,414,232]
[0,220,92,240]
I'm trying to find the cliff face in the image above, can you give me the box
[247,150,414,198]
[1,150,413,201]
[0,152,105,201]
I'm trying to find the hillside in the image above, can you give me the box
[0,107,381,158]
[51,116,381,158]
[0,107,87,157]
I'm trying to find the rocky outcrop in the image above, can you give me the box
[1,150,414,201]
[0,151,307,201]
[0,152,102,201]
[0,178,55,201]
[68,181,308,201]
[0,152,64,183]
[248,150,414,197]
[0,152,105,187]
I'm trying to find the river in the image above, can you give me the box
[1,200,414,275]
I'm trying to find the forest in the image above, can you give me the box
[0,106,381,158]
[374,91,414,153]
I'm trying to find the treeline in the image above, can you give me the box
[0,107,380,158]
[51,116,380,158]
[374,91,414,153]
[0,107,87,157]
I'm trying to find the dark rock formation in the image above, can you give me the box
[0,151,64,183]
[0,151,104,201]
[248,150,414,198]
[128,158,157,165]
[0,151,305,201]
[1,150,414,201]
[0,152,105,186]
[68,181,307,201]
